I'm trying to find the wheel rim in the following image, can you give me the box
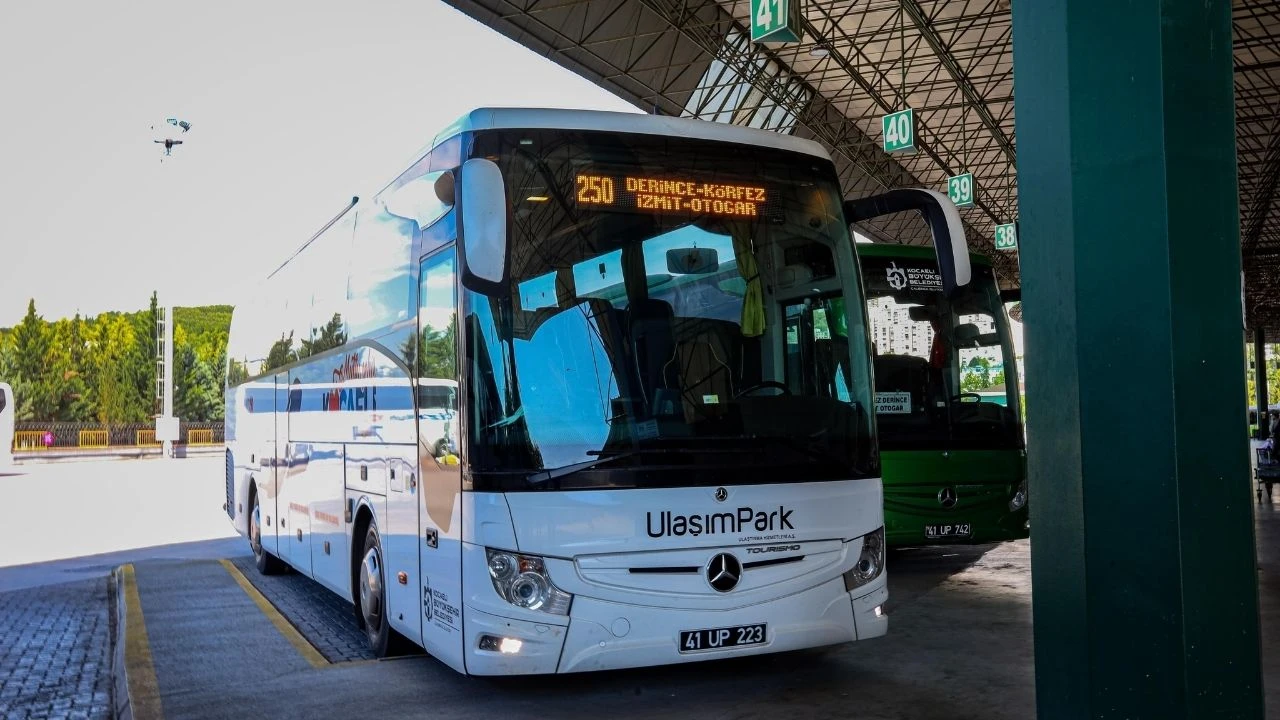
[250,499,263,560]
[359,546,383,631]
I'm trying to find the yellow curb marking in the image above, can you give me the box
[219,559,329,668]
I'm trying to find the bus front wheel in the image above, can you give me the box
[357,525,405,657]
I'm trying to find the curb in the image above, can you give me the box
[16,447,224,464]
[110,565,163,720]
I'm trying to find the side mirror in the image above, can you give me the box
[457,158,509,294]
[844,188,971,296]
[666,247,719,274]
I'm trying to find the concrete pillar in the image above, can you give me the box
[1256,328,1269,440]
[1011,0,1263,717]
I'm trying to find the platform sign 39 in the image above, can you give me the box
[948,173,975,208]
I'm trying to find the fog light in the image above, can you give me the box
[874,605,884,618]
[479,634,523,654]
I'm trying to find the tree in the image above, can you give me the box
[90,314,147,423]
[403,316,457,379]
[10,300,58,419]
[266,333,296,371]
[300,314,346,358]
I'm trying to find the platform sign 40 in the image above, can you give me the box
[751,0,803,43]
[882,109,915,153]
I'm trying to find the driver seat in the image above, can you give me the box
[664,331,734,423]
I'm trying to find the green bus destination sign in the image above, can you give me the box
[750,0,803,43]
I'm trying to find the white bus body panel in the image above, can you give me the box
[460,478,886,675]
[0,383,13,467]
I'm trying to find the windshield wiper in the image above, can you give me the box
[525,451,641,485]
[524,446,749,485]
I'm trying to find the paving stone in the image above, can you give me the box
[0,578,110,719]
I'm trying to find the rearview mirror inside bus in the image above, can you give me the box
[666,247,719,274]
[457,158,509,292]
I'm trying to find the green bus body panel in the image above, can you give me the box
[881,449,1029,546]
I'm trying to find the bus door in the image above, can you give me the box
[415,247,465,671]
[275,373,307,570]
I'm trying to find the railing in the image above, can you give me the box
[11,422,225,452]
[78,430,109,449]
[188,429,215,445]
[13,430,50,451]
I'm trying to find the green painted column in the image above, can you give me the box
[1011,1,1263,717]
[1256,329,1268,440]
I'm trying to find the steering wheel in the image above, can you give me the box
[735,380,791,399]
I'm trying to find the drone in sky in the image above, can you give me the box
[150,117,193,162]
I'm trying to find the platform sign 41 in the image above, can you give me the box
[948,172,975,207]
[751,0,803,43]
[994,223,1018,251]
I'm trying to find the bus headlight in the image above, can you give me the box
[486,549,572,615]
[843,527,885,592]
[1009,479,1028,512]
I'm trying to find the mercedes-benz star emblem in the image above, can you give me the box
[706,553,742,592]
[714,487,728,502]
[938,487,958,509]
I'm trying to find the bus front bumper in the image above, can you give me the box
[463,575,887,675]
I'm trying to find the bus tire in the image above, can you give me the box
[357,525,405,657]
[250,487,286,575]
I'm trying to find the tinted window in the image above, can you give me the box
[348,207,414,339]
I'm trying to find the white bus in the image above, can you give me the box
[0,383,13,466]
[223,108,968,675]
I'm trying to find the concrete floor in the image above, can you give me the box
[0,457,1275,717]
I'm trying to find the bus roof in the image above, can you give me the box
[856,242,993,267]
[425,107,832,163]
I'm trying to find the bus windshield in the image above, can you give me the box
[860,252,1022,451]
[463,130,875,491]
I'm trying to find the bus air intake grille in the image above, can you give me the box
[627,566,699,574]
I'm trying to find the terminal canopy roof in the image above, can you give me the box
[445,0,1280,334]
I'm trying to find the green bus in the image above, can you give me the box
[857,243,1028,545]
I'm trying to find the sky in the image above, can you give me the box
[0,0,636,327]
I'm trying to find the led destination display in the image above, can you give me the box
[575,171,779,220]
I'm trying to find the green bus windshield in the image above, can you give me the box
[860,251,1023,451]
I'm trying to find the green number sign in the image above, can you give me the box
[948,172,975,207]
[881,109,915,153]
[995,222,1018,251]
[751,0,803,43]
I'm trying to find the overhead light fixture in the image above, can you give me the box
[809,46,830,58]
[526,196,549,202]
